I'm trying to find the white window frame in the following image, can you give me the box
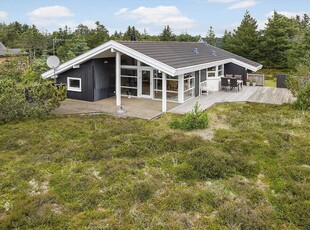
[67,77,82,92]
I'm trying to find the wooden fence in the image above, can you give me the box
[247,74,265,86]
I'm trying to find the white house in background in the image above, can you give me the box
[42,40,262,112]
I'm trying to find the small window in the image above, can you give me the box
[67,77,82,92]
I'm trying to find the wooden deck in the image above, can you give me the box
[169,86,295,114]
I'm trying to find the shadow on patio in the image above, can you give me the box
[53,97,179,120]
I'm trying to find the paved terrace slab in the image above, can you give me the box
[169,86,295,114]
[53,97,179,120]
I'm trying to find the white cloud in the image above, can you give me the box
[115,8,129,16]
[208,0,239,3]
[115,6,196,31]
[0,11,8,21]
[265,11,308,19]
[227,0,257,10]
[27,6,73,19]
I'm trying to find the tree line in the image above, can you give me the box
[0,10,309,70]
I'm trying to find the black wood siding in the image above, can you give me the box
[93,58,116,101]
[224,63,248,84]
[57,58,115,101]
[195,71,199,96]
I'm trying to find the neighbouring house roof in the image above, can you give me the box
[0,42,26,56]
[42,40,262,79]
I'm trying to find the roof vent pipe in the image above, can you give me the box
[130,34,136,41]
[193,48,199,54]
[212,50,217,56]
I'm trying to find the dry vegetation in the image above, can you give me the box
[0,103,309,229]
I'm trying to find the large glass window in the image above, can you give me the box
[121,67,138,97]
[153,70,162,99]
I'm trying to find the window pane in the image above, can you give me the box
[184,79,189,91]
[184,89,194,101]
[121,77,137,87]
[153,70,162,79]
[121,69,137,76]
[167,92,178,102]
[69,79,80,88]
[121,55,137,66]
[190,78,194,88]
[154,90,162,99]
[208,66,216,71]
[208,72,216,77]
[167,80,178,91]
[121,88,137,96]
[154,79,162,90]
[201,69,207,82]
[218,65,223,70]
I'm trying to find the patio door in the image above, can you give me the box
[139,69,152,98]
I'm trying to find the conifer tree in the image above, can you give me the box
[206,26,216,46]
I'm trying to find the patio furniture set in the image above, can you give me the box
[221,74,243,92]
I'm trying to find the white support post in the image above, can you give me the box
[162,72,167,113]
[116,51,121,106]
[178,74,184,103]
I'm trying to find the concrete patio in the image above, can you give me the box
[169,86,295,114]
[53,97,179,120]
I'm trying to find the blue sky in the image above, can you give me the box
[0,0,309,36]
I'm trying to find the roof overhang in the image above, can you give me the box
[42,40,175,78]
[42,40,263,79]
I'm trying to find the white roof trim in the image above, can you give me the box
[42,40,262,79]
[175,58,262,75]
[42,40,176,78]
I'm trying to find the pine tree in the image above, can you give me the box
[160,25,175,41]
[206,26,216,46]
[261,11,297,68]
[221,30,233,50]
[228,11,260,61]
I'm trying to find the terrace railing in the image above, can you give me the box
[247,73,264,86]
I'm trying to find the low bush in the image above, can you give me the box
[0,79,66,123]
[293,81,310,111]
[188,147,233,179]
[170,102,209,131]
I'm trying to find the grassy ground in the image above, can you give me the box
[0,103,309,229]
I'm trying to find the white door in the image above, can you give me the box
[139,69,152,98]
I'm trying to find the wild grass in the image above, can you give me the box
[0,103,309,229]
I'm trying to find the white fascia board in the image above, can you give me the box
[230,59,262,72]
[42,40,176,79]
[175,58,262,75]
[175,60,230,75]
[42,41,114,79]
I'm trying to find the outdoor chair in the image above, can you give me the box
[200,81,208,95]
[221,77,230,91]
[230,78,239,92]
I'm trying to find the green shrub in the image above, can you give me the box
[133,181,156,202]
[188,147,233,179]
[293,81,310,110]
[0,79,66,123]
[170,102,209,131]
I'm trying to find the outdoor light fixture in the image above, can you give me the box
[104,60,109,64]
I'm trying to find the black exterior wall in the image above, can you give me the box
[224,63,250,84]
[57,58,115,101]
[93,58,116,101]
[195,71,200,96]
